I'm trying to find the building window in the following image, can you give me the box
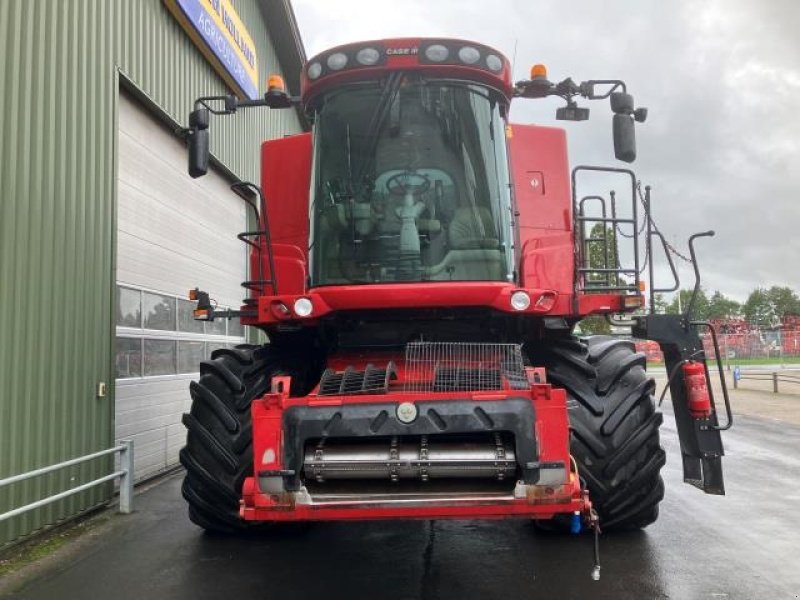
[207,342,230,356]
[228,315,245,338]
[115,337,142,378]
[143,339,177,376]
[115,284,245,380]
[117,286,142,327]
[143,292,176,331]
[205,315,227,336]
[178,341,206,374]
[178,298,205,334]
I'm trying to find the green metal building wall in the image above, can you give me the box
[0,0,303,547]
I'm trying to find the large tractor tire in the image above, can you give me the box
[179,344,317,533]
[527,335,666,530]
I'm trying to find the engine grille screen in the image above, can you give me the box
[404,342,527,392]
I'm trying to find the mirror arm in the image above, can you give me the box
[184,91,299,178]
[238,95,300,109]
[194,95,238,115]
[515,74,645,161]
[195,93,300,114]
[579,79,627,100]
[514,77,628,102]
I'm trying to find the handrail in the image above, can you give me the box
[733,370,800,393]
[0,440,134,521]
[692,321,733,431]
[571,166,640,297]
[231,182,278,296]
[685,231,715,321]
[641,185,680,312]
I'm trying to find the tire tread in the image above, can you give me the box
[527,335,665,531]
[179,343,318,533]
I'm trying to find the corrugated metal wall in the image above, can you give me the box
[0,0,302,547]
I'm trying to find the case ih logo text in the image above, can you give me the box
[386,47,419,56]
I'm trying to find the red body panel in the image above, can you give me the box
[239,44,634,327]
[220,37,653,527]
[254,283,575,324]
[248,282,628,326]
[243,133,312,305]
[261,133,312,260]
[241,488,584,522]
[245,126,630,324]
[242,364,587,522]
[509,124,574,294]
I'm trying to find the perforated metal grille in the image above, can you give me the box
[318,363,397,396]
[404,342,527,392]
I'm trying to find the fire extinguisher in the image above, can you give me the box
[683,361,712,419]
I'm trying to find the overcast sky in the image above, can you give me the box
[292,0,800,301]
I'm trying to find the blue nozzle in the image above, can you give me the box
[570,512,582,535]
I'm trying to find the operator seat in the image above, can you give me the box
[429,206,504,281]
[448,206,498,249]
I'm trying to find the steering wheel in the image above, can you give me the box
[386,171,431,197]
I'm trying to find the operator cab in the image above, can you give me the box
[309,74,514,285]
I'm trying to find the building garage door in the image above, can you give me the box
[114,92,247,481]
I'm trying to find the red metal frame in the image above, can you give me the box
[240,360,590,522]
[243,129,637,327]
[240,40,639,329]
[241,486,587,522]
[243,283,632,327]
[233,37,639,523]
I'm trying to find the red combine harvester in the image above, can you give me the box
[180,38,732,577]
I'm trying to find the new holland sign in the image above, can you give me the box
[165,0,260,99]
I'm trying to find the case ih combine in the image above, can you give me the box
[180,38,732,576]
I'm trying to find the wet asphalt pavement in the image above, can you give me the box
[5,403,800,600]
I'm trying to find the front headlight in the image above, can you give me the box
[356,47,380,66]
[307,62,322,80]
[458,46,481,64]
[485,54,503,72]
[510,291,531,311]
[326,52,348,71]
[424,44,449,62]
[293,297,313,317]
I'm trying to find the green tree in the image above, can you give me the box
[586,224,619,288]
[766,286,800,319]
[577,315,611,335]
[652,293,669,314]
[743,288,776,327]
[667,288,709,319]
[706,290,741,320]
[579,225,621,335]
[744,286,800,326]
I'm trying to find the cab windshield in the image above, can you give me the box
[310,75,513,286]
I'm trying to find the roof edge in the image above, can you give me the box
[257,0,309,128]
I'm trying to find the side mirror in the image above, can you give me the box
[613,113,636,163]
[187,108,209,178]
[610,92,634,114]
[188,129,209,178]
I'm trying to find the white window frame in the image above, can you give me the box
[115,283,246,382]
